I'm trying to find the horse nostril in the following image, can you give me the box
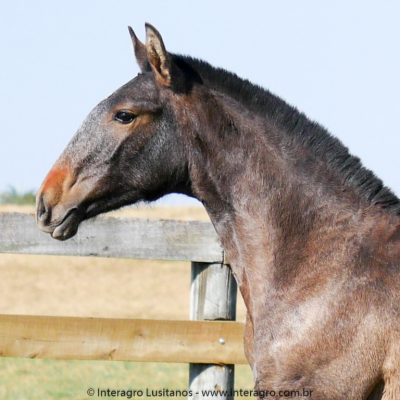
[36,195,50,223]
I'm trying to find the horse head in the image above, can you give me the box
[36,24,197,240]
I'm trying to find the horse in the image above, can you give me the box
[36,23,400,399]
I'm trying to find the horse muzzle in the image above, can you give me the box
[36,194,83,240]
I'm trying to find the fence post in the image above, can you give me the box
[189,261,237,399]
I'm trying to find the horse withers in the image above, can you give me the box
[36,24,400,399]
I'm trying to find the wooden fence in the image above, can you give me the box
[0,212,247,399]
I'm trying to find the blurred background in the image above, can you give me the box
[0,1,399,399]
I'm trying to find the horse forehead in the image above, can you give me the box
[82,74,158,120]
[69,74,159,143]
[64,101,113,154]
[77,101,109,132]
[112,73,158,100]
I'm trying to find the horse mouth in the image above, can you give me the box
[37,192,137,241]
[50,209,82,241]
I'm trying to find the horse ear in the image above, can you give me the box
[128,26,150,72]
[144,23,172,87]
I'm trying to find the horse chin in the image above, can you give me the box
[51,209,82,241]
[49,195,139,241]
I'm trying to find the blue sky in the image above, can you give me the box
[1,1,399,204]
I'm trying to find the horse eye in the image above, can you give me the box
[114,111,136,124]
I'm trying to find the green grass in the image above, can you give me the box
[0,358,253,399]
[0,187,36,205]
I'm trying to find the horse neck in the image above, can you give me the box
[186,89,366,229]
[184,88,399,317]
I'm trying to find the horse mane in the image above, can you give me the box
[173,54,400,214]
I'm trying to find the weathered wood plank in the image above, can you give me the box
[0,213,223,262]
[189,262,238,399]
[190,262,237,321]
[0,315,247,364]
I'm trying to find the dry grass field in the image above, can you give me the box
[0,204,253,399]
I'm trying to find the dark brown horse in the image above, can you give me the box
[36,24,400,399]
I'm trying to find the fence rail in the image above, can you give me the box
[0,211,244,399]
[0,314,246,364]
[0,213,223,262]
